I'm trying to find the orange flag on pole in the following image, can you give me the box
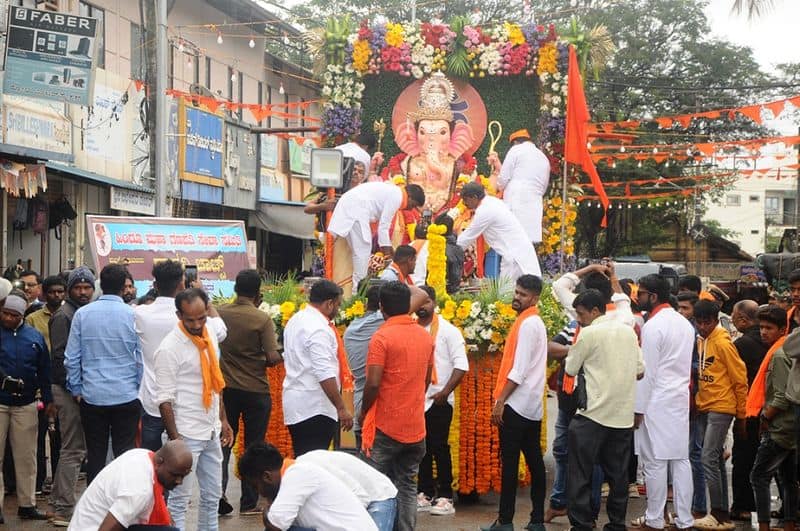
[565,45,609,227]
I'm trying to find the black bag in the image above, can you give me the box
[49,197,78,240]
[575,369,588,411]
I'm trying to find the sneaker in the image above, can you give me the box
[218,497,233,516]
[480,520,514,531]
[601,483,610,498]
[693,514,735,530]
[417,493,432,512]
[525,523,546,531]
[240,506,264,516]
[429,497,455,516]
[17,506,49,520]
[629,483,640,498]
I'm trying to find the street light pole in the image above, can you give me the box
[154,0,170,217]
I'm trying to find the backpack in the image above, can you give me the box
[28,197,49,235]
[49,197,78,240]
[11,198,29,249]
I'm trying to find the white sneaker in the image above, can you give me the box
[429,497,455,516]
[417,493,432,512]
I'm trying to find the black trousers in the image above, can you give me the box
[498,405,545,525]
[731,417,760,512]
[221,387,271,510]
[418,403,454,499]
[567,415,632,531]
[751,434,797,524]
[287,415,337,457]
[36,407,60,490]
[79,398,141,484]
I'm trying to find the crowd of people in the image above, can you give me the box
[2,246,800,531]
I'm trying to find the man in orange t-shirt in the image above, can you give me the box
[359,281,434,531]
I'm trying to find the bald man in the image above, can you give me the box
[69,440,193,530]
[730,299,767,519]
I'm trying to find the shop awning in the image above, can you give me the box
[250,201,315,240]
[44,162,154,193]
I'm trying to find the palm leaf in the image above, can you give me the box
[447,16,471,78]
[732,0,774,19]
[585,24,616,80]
[303,28,327,79]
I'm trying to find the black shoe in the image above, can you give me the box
[218,497,234,516]
[0,512,4,524]
[18,506,49,520]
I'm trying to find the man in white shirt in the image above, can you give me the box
[488,129,551,244]
[482,275,548,531]
[327,182,425,289]
[68,440,193,531]
[634,274,696,531]
[239,442,378,531]
[282,279,353,456]
[379,245,417,285]
[564,289,645,531]
[336,134,377,179]
[154,288,234,531]
[415,285,468,516]
[552,261,634,325]
[410,224,430,286]
[299,450,398,531]
[135,260,227,453]
[457,183,542,282]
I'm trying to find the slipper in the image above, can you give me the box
[693,514,735,530]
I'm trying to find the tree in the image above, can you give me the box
[732,0,775,19]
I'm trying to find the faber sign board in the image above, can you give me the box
[3,6,98,105]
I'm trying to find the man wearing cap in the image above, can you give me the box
[0,293,53,521]
[488,130,551,244]
[0,278,11,306]
[48,266,95,525]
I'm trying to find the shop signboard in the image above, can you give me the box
[85,215,248,297]
[3,6,98,105]
[288,137,317,176]
[179,102,224,186]
[109,187,155,216]
[3,95,71,157]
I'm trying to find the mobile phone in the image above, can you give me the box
[185,265,198,286]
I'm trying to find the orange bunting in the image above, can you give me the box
[655,117,673,129]
[738,105,763,124]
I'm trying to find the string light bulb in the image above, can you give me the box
[611,161,616,168]
[187,56,193,68]
[279,82,285,95]
[231,72,236,82]
[637,160,643,168]
[249,37,256,48]
[665,160,670,167]
[217,32,223,45]
[178,40,184,53]
[620,146,626,153]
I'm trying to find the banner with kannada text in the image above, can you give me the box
[85,215,248,298]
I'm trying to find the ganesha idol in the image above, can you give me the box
[382,72,485,244]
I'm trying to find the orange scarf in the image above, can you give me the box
[178,322,225,410]
[427,315,439,385]
[280,458,295,477]
[389,263,414,286]
[146,452,171,525]
[494,305,540,400]
[745,336,786,417]
[788,306,797,335]
[329,321,354,392]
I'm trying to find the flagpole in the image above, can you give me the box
[560,159,568,274]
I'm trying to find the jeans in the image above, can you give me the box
[498,405,546,525]
[731,417,759,512]
[418,403,453,499]
[690,413,707,513]
[567,415,631,531]
[750,433,797,524]
[50,385,85,514]
[368,498,398,531]
[550,407,572,510]
[366,430,426,531]
[698,411,734,512]
[168,434,223,531]
[287,415,337,457]
[141,412,165,452]
[79,398,141,484]
[221,388,270,510]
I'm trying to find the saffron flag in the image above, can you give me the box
[565,45,609,226]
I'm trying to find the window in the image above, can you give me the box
[766,196,780,214]
[751,230,759,234]
[204,57,211,90]
[79,1,105,69]
[749,195,759,202]
[130,23,143,80]
[725,194,741,207]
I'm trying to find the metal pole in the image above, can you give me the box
[410,0,417,22]
[795,126,800,251]
[560,160,568,273]
[154,0,170,217]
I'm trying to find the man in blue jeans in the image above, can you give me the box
[239,443,388,531]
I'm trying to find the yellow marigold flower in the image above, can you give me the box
[392,175,407,185]
[385,23,405,47]
[567,225,577,236]
[280,301,296,315]
[456,305,471,320]
[491,331,504,344]
[505,23,526,46]
[349,300,365,317]
[546,208,558,218]
[550,196,563,207]
[442,307,455,320]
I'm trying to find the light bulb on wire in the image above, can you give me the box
[217,32,223,45]
[187,56,193,69]
[231,72,236,82]
[178,40,184,53]
[279,82,285,95]
[249,37,256,48]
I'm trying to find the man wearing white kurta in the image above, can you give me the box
[328,182,425,289]
[457,183,542,281]
[634,274,696,530]
[489,130,551,244]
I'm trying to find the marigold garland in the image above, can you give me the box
[426,223,448,300]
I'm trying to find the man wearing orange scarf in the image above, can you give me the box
[68,440,193,530]
[481,275,548,531]
[748,305,796,531]
[378,244,417,285]
[155,289,234,531]
[282,280,354,457]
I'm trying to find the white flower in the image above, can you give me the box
[551,108,561,117]
[551,82,560,91]
[480,328,493,341]
[551,95,561,105]
[488,344,499,352]
[411,65,423,78]
[540,72,550,81]
[463,326,477,340]
[470,302,482,318]
[553,72,562,80]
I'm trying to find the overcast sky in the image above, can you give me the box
[704,0,800,73]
